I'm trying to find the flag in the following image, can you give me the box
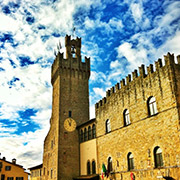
[102,163,106,173]
[102,163,108,177]
[101,170,104,179]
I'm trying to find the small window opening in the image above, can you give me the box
[69,111,72,118]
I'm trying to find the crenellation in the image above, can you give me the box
[115,83,120,91]
[155,58,163,71]
[139,64,146,77]
[126,74,131,84]
[51,35,90,84]
[100,100,102,106]
[132,69,138,80]
[103,97,106,104]
[177,55,180,64]
[95,53,180,113]
[106,89,111,97]
[96,103,99,109]
[164,52,175,66]
[120,79,125,87]
[147,64,154,74]
[110,86,115,94]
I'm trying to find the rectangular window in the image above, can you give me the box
[68,111,72,117]
[5,166,11,171]
[16,177,24,180]
[7,178,14,180]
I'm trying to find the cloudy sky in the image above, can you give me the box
[0,0,180,171]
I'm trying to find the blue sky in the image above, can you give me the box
[0,0,180,170]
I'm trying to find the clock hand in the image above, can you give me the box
[67,119,72,126]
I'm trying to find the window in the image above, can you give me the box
[84,128,87,141]
[88,126,92,140]
[107,157,113,172]
[7,178,13,180]
[5,166,11,171]
[16,178,23,180]
[147,96,158,116]
[80,129,83,142]
[44,168,46,175]
[124,109,130,126]
[154,146,163,168]
[1,175,5,180]
[51,169,53,178]
[127,153,134,171]
[92,124,96,138]
[92,160,96,174]
[106,119,111,133]
[69,111,72,117]
[51,140,53,149]
[71,45,76,57]
[87,161,91,175]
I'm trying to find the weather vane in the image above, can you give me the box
[72,26,76,38]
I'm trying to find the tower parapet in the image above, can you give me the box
[95,52,180,110]
[51,35,90,85]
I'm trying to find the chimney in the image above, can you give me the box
[2,157,6,161]
[12,158,16,164]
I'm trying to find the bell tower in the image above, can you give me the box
[43,35,90,180]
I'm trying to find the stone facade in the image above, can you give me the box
[95,53,180,180]
[42,35,90,180]
[42,34,180,180]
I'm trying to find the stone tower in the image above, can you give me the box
[42,35,90,180]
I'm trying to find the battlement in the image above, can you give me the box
[96,52,180,109]
[51,35,90,84]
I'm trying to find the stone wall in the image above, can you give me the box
[42,35,90,180]
[96,53,180,180]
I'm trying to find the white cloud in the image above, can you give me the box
[130,3,143,24]
[93,87,106,97]
[0,13,18,32]
[117,42,148,70]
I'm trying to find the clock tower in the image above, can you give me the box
[43,35,90,180]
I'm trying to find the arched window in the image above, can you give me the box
[84,128,87,141]
[87,161,91,175]
[147,96,158,116]
[106,119,111,133]
[80,129,83,142]
[127,152,134,171]
[51,169,53,178]
[92,124,96,138]
[124,109,130,126]
[88,126,92,140]
[92,160,96,174]
[154,146,163,168]
[107,157,113,172]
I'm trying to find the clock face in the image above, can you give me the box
[64,118,77,132]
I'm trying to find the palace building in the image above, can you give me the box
[29,35,180,180]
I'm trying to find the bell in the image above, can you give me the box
[71,46,75,54]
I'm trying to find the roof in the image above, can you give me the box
[0,157,30,175]
[28,164,43,170]
[76,118,96,129]
[0,157,23,168]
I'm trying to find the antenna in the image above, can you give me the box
[54,49,56,56]
[57,40,62,53]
